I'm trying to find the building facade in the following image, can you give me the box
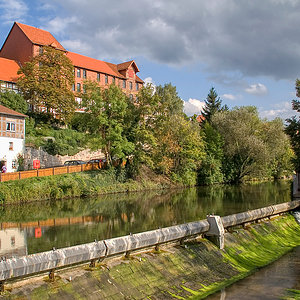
[0,105,26,173]
[0,22,143,102]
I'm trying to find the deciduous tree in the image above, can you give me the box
[17,46,75,123]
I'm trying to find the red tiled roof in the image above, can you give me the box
[105,62,125,78]
[196,114,205,123]
[67,52,122,78]
[135,75,144,83]
[0,104,27,118]
[117,60,140,73]
[16,22,65,51]
[0,57,20,82]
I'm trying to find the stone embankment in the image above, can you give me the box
[1,201,300,299]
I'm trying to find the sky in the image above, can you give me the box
[0,0,299,120]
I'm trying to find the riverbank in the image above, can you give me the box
[3,214,300,299]
[0,167,176,204]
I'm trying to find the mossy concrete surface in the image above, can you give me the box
[2,214,300,300]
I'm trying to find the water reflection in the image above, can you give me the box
[0,181,292,256]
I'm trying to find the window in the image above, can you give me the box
[136,83,139,91]
[12,160,17,169]
[72,84,75,91]
[83,69,87,79]
[9,142,13,151]
[112,77,115,84]
[129,94,133,100]
[39,46,43,54]
[83,84,86,93]
[77,69,81,78]
[77,83,81,92]
[105,75,108,84]
[6,122,15,132]
[123,80,126,89]
[130,82,133,90]
[97,73,100,82]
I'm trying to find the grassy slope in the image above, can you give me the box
[0,167,174,204]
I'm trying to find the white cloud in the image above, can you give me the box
[60,39,91,54]
[143,77,156,87]
[184,98,205,116]
[259,101,295,120]
[245,83,268,95]
[47,0,300,80]
[222,94,237,101]
[42,16,77,36]
[0,0,28,24]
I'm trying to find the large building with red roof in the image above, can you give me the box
[0,22,143,99]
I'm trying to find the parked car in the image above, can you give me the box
[64,160,86,166]
[87,158,106,164]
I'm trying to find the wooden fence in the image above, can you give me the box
[0,162,108,183]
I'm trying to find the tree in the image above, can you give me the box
[17,46,75,123]
[81,81,134,165]
[0,90,28,114]
[286,79,300,171]
[202,87,226,123]
[212,106,293,182]
[198,122,224,185]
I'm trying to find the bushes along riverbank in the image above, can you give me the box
[0,167,174,204]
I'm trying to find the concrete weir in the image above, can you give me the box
[0,200,299,287]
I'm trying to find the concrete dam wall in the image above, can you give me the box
[0,200,299,284]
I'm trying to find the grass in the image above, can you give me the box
[187,214,300,299]
[0,168,172,204]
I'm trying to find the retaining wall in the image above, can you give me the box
[0,200,299,282]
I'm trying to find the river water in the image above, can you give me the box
[0,180,293,257]
[207,246,300,300]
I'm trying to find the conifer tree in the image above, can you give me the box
[202,87,223,123]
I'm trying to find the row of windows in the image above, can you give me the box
[75,69,140,90]
[73,81,140,93]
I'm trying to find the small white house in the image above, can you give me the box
[0,104,26,173]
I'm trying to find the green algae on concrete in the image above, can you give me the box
[3,214,300,300]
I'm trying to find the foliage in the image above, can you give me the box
[0,90,28,114]
[202,87,227,123]
[0,169,173,204]
[81,82,134,165]
[17,46,75,123]
[198,122,224,185]
[286,79,300,171]
[212,106,293,182]
[25,121,87,156]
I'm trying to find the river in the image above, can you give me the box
[206,246,300,300]
[0,180,292,257]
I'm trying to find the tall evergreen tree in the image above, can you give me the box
[202,87,223,123]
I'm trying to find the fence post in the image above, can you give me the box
[67,166,69,174]
[53,167,55,176]
[37,169,39,177]
[81,164,83,172]
[19,171,21,179]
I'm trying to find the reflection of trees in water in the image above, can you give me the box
[0,181,293,254]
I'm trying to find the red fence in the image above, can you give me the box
[0,162,108,183]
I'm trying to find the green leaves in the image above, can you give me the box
[17,46,75,123]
